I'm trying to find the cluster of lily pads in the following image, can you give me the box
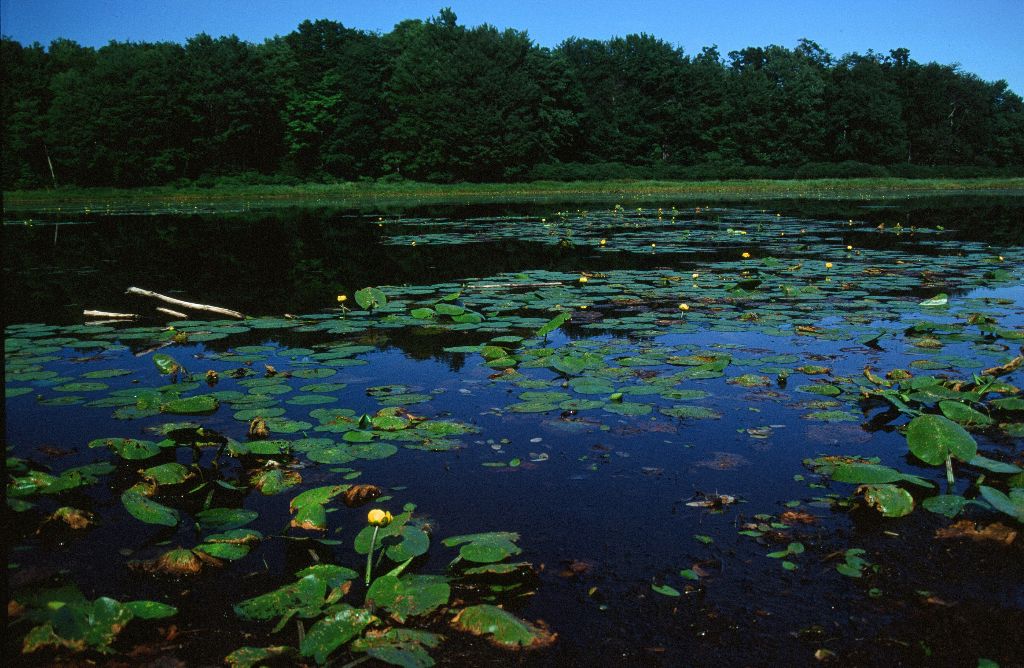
[6,204,1024,665]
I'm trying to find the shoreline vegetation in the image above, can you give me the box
[5,177,1024,212]
[5,13,1023,191]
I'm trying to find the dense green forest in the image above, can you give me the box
[3,8,1023,189]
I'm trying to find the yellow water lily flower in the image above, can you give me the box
[579,276,588,284]
[599,239,607,246]
[741,252,751,259]
[678,303,690,311]
[846,245,853,250]
[825,262,833,269]
[367,509,393,527]
[692,273,700,279]
[337,295,347,303]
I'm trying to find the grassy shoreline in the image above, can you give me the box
[4,177,1024,211]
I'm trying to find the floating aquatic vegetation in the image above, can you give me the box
[5,202,1024,665]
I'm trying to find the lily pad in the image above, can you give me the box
[859,484,915,517]
[90,437,162,460]
[161,395,219,415]
[234,573,327,622]
[366,574,451,623]
[196,507,258,531]
[301,605,376,664]
[443,532,522,564]
[121,485,179,526]
[450,604,556,649]
[906,414,977,465]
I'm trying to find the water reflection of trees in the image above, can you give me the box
[4,199,1021,325]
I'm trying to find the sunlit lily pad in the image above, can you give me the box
[224,646,300,668]
[234,573,327,622]
[858,484,915,517]
[443,532,522,564]
[90,437,162,460]
[250,468,302,495]
[366,574,450,623]
[161,395,219,415]
[450,604,556,649]
[906,414,977,465]
[141,462,192,486]
[350,629,441,668]
[301,605,376,664]
[121,485,179,526]
[659,405,722,420]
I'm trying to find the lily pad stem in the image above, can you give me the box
[945,454,955,487]
[364,525,380,585]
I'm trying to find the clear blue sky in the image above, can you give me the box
[2,0,1022,94]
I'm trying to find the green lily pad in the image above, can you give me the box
[938,400,994,426]
[250,468,302,495]
[366,574,450,623]
[121,485,179,527]
[141,463,192,486]
[196,508,258,531]
[968,455,1023,474]
[161,395,219,415]
[301,605,376,664]
[234,573,327,621]
[922,494,970,518]
[224,646,300,668]
[659,405,722,419]
[124,600,178,619]
[450,604,556,649]
[906,414,978,465]
[54,381,109,392]
[443,532,521,564]
[355,287,388,310]
[859,484,915,517]
[152,353,181,375]
[350,629,440,668]
[291,503,327,531]
[384,525,431,561]
[90,437,162,460]
[22,596,135,654]
[978,486,1024,521]
[830,463,933,488]
[290,485,348,512]
[651,583,681,597]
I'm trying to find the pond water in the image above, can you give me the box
[5,196,1024,666]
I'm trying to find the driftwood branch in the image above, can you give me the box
[126,287,244,319]
[84,309,139,319]
[156,307,188,319]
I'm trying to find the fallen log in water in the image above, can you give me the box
[125,287,244,319]
[84,309,139,319]
[156,307,188,319]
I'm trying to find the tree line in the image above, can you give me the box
[3,8,1023,189]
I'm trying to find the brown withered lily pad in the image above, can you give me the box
[342,484,383,508]
[695,452,749,470]
[44,506,96,530]
[558,559,595,578]
[130,547,223,575]
[247,417,269,440]
[935,520,1018,545]
[780,510,817,525]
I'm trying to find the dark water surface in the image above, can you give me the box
[5,196,1024,666]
